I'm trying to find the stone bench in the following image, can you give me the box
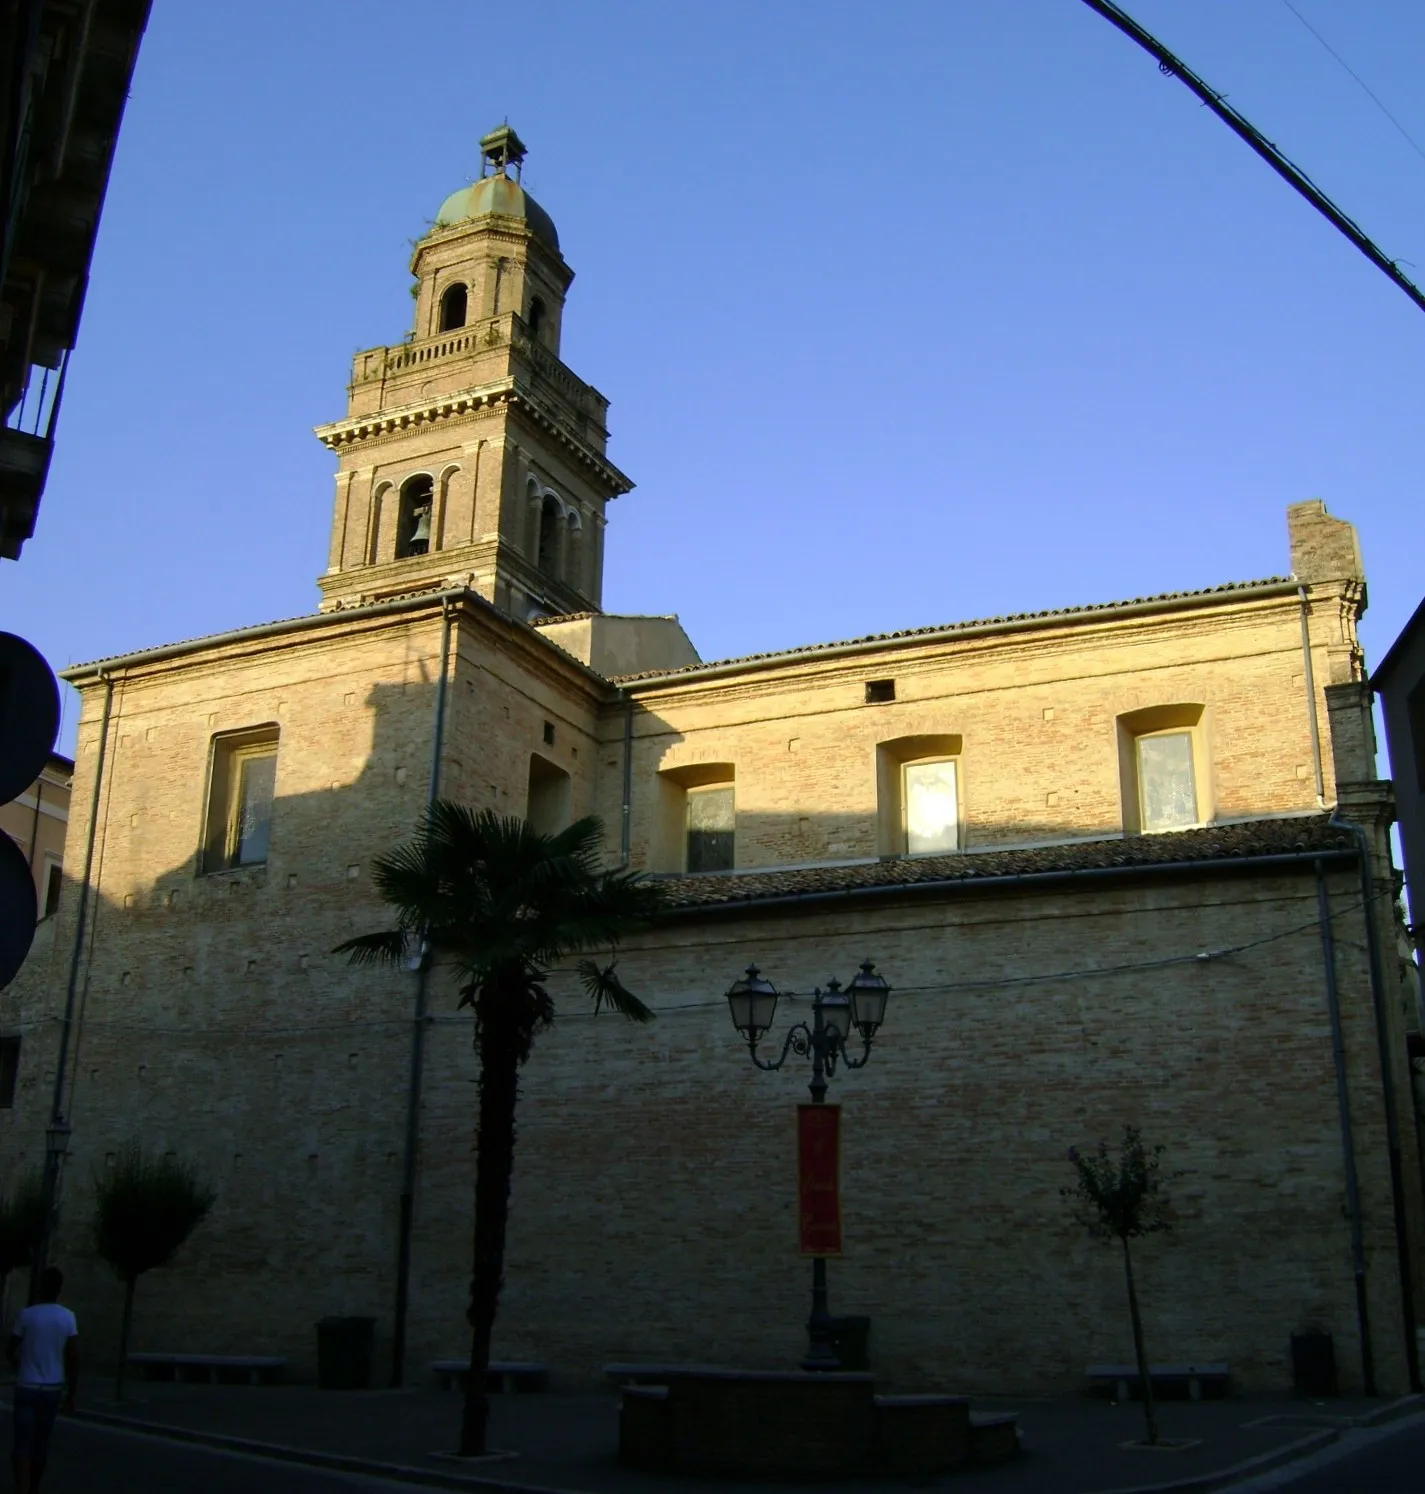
[874,1394,971,1475]
[619,1385,670,1471]
[617,1371,1020,1478]
[970,1410,1021,1464]
[126,1353,286,1386]
[621,1368,878,1477]
[1086,1362,1229,1402]
[603,1361,684,1386]
[429,1359,548,1393]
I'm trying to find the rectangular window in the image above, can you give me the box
[1137,731,1198,832]
[687,785,735,873]
[42,861,62,919]
[203,727,279,873]
[903,760,959,855]
[0,1037,20,1108]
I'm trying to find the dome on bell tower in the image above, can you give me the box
[434,124,559,251]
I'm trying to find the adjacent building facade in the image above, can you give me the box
[1376,598,1425,951]
[4,129,1422,1397]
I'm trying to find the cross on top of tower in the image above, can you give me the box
[480,123,527,180]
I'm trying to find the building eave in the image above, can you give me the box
[616,578,1300,692]
[656,814,1356,917]
[314,381,633,495]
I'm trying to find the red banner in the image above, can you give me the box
[797,1103,842,1256]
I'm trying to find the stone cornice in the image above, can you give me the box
[314,380,632,495]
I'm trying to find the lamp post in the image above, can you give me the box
[725,960,891,1370]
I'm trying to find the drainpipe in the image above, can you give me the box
[1298,587,1326,805]
[25,776,42,875]
[391,599,454,1387]
[1315,858,1375,1395]
[619,693,633,868]
[32,668,114,1291]
[1329,811,1422,1392]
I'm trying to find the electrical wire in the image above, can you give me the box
[1279,0,1425,169]
[32,887,1389,1040]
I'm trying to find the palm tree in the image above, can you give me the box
[336,803,662,1457]
[0,1171,45,1321]
[93,1147,216,1401]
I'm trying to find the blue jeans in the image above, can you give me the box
[12,1386,63,1464]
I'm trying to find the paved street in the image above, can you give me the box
[17,1394,1425,1494]
[25,1417,419,1494]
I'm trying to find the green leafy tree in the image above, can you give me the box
[1062,1126,1176,1446]
[0,1172,45,1317]
[336,804,662,1456]
[93,1147,216,1401]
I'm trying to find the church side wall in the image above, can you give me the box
[621,594,1338,873]
[0,604,609,1376]
[402,865,1412,1395]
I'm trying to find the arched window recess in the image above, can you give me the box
[438,283,468,332]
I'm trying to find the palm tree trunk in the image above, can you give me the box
[459,993,523,1457]
[1121,1237,1158,1446]
[115,1275,136,1402]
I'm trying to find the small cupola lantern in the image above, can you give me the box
[727,964,779,1043]
[480,123,528,180]
[846,959,891,1040]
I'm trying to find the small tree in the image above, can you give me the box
[1062,1126,1175,1446]
[0,1171,45,1320]
[93,1147,216,1401]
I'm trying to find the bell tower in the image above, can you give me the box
[315,126,632,619]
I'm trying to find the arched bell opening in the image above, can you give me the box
[396,475,435,559]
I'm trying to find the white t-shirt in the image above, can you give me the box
[11,1302,77,1388]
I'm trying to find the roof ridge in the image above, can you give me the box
[612,576,1294,684]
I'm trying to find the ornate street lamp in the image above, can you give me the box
[725,960,892,1369]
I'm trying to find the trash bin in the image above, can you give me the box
[828,1315,871,1372]
[1291,1329,1337,1398]
[316,1316,376,1390]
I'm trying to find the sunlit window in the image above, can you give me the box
[203,728,279,873]
[687,785,734,873]
[1137,731,1198,832]
[904,759,958,855]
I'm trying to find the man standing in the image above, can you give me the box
[7,1268,77,1494]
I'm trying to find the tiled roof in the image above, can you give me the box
[656,814,1352,912]
[530,611,598,626]
[613,576,1295,685]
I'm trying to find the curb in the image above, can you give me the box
[65,1406,577,1494]
[1241,1390,1425,1433]
[1085,1429,1338,1494]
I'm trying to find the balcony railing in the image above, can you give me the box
[1,352,68,559]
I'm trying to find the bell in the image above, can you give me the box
[409,508,432,545]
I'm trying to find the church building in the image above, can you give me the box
[4,127,1422,1397]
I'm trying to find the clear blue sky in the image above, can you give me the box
[8,1,1425,753]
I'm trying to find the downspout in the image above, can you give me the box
[391,598,454,1387]
[619,692,633,868]
[1298,587,1326,805]
[1315,858,1375,1395]
[1330,811,1422,1392]
[32,668,114,1290]
[25,777,41,874]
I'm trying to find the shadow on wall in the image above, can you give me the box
[0,670,1291,1378]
